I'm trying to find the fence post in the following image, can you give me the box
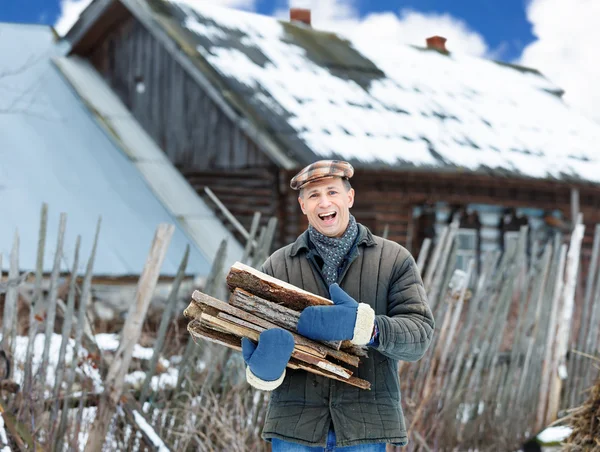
[84,224,174,452]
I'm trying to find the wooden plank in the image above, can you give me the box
[50,236,82,445]
[187,290,326,357]
[187,321,369,389]
[198,314,353,379]
[288,359,370,390]
[188,320,241,350]
[291,350,353,379]
[217,312,335,359]
[139,245,190,405]
[40,213,67,393]
[226,261,333,311]
[231,288,342,350]
[187,290,361,366]
[22,203,48,397]
[85,224,175,452]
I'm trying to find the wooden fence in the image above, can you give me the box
[0,203,598,451]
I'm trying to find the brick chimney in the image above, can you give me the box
[290,8,311,26]
[426,35,448,54]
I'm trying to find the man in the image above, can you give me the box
[241,160,435,450]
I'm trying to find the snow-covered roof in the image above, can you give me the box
[0,23,234,277]
[124,0,600,184]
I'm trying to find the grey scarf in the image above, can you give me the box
[308,215,358,286]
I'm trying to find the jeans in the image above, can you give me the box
[271,427,386,451]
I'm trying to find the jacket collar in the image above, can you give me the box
[290,223,377,257]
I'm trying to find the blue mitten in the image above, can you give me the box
[297,284,375,345]
[241,328,295,391]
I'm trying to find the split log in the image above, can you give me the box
[230,288,342,350]
[198,312,353,379]
[216,313,325,358]
[226,262,333,311]
[187,320,370,390]
[226,274,367,357]
[185,290,361,367]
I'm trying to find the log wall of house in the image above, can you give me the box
[79,14,290,245]
[184,167,286,246]
[86,16,271,171]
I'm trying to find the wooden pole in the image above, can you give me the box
[50,236,81,446]
[139,245,189,406]
[85,224,174,452]
[546,219,584,424]
[39,213,67,393]
[22,203,47,401]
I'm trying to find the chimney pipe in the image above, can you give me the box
[426,36,448,54]
[290,8,311,27]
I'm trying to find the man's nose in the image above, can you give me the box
[318,196,332,208]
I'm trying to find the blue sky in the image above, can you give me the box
[0,0,598,122]
[2,0,534,61]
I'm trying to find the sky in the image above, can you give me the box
[0,0,598,123]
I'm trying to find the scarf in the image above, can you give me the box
[308,215,358,287]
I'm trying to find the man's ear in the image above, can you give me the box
[347,188,355,208]
[298,196,307,215]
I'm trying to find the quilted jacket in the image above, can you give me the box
[260,224,435,447]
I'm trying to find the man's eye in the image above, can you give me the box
[310,194,318,198]
[329,191,337,195]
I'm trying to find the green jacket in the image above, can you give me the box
[260,224,435,447]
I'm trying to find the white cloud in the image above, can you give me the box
[278,0,490,57]
[53,0,93,36]
[519,0,600,123]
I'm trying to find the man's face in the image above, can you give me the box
[298,177,354,237]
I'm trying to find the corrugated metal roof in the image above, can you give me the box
[123,0,600,184]
[0,23,236,277]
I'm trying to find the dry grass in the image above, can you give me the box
[563,364,600,452]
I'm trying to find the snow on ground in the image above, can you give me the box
[7,333,102,394]
[76,407,98,450]
[4,333,179,396]
[95,333,156,360]
[537,425,572,444]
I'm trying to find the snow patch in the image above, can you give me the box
[132,410,170,452]
[537,425,572,444]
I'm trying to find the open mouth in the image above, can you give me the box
[318,211,337,224]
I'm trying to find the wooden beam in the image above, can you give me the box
[230,288,342,350]
[187,320,368,388]
[186,290,361,367]
[226,262,333,311]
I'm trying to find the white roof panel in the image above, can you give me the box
[0,24,214,276]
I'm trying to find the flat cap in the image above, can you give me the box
[290,160,354,190]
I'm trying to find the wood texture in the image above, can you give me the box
[230,288,342,350]
[85,224,175,452]
[200,313,353,379]
[226,262,333,311]
[187,290,360,367]
[187,320,369,389]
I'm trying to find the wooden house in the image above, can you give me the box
[63,0,600,272]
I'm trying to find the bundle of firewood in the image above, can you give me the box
[183,262,371,390]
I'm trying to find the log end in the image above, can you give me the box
[183,298,203,320]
